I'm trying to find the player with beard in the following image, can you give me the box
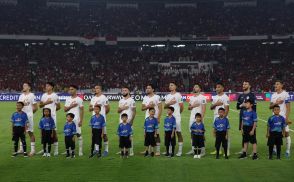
[236,81,256,154]
[64,85,84,156]
[118,86,136,156]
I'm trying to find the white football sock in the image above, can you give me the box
[286,136,291,153]
[19,141,23,152]
[156,143,160,152]
[78,136,83,153]
[95,144,99,151]
[31,142,35,153]
[178,142,183,154]
[54,142,58,153]
[104,141,109,152]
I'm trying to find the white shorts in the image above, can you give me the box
[52,114,57,130]
[285,125,290,132]
[174,115,182,132]
[26,114,34,132]
[73,118,82,135]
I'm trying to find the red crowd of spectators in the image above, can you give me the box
[0,42,293,93]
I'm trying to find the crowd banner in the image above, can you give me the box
[1,92,294,102]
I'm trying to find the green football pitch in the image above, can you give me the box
[0,101,293,181]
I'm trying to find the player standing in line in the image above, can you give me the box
[210,82,230,155]
[269,80,291,158]
[18,82,38,156]
[64,85,84,156]
[164,82,184,157]
[236,81,256,154]
[38,82,61,156]
[89,85,110,156]
[186,84,206,156]
[142,84,162,156]
[118,86,136,156]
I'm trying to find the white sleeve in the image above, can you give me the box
[224,96,230,106]
[78,98,84,107]
[177,93,183,103]
[90,98,95,106]
[131,99,136,108]
[202,96,207,104]
[54,94,60,104]
[40,94,45,102]
[104,96,109,106]
[142,97,147,105]
[156,95,161,104]
[32,94,37,104]
[65,98,70,107]
[189,97,193,105]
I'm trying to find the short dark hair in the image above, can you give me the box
[169,82,177,86]
[218,107,225,111]
[149,107,155,112]
[194,84,202,90]
[66,113,75,118]
[121,113,128,118]
[122,85,130,90]
[95,84,102,89]
[23,82,32,88]
[46,82,55,87]
[245,99,254,105]
[216,82,224,87]
[69,85,78,90]
[195,113,202,118]
[275,80,284,85]
[167,106,175,112]
[146,84,155,89]
[94,105,101,110]
[273,105,280,109]
[16,101,24,107]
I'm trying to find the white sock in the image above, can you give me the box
[54,142,58,153]
[273,146,277,152]
[104,141,109,152]
[192,146,195,151]
[95,144,99,151]
[286,136,291,153]
[169,145,172,153]
[31,142,35,153]
[19,141,23,151]
[78,136,83,153]
[227,138,230,154]
[156,143,160,152]
[178,142,183,154]
[201,147,205,155]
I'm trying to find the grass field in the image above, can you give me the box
[0,101,293,182]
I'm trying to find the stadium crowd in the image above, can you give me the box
[0,3,294,37]
[0,42,293,92]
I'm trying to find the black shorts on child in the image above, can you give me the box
[41,130,53,144]
[267,131,283,146]
[145,132,156,147]
[243,125,257,144]
[119,136,131,148]
[192,135,204,148]
[164,131,176,146]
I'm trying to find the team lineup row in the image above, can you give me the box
[11,80,291,159]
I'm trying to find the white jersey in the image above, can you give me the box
[18,92,37,116]
[189,94,207,122]
[142,94,161,119]
[119,97,136,123]
[271,90,290,118]
[165,92,183,117]
[90,94,109,119]
[41,92,60,116]
[65,96,83,121]
[212,93,230,117]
